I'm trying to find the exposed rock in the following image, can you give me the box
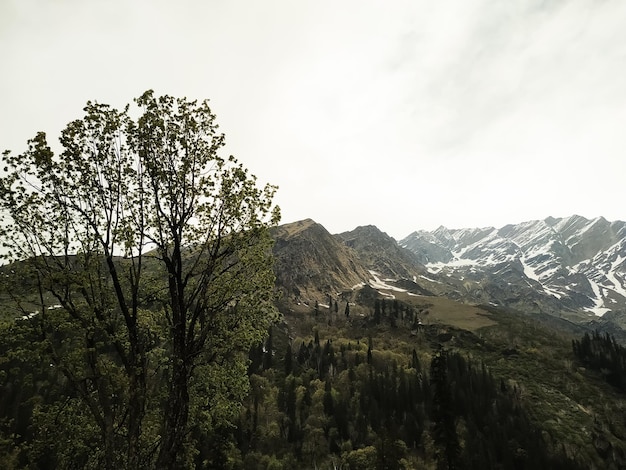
[271,219,370,303]
[400,215,626,323]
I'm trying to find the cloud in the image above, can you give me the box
[1,0,625,238]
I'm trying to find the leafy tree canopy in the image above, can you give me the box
[0,90,280,469]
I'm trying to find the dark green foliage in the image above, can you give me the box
[235,326,584,469]
[1,305,596,469]
[367,295,421,329]
[374,299,381,324]
[573,330,626,392]
[284,343,293,376]
[0,91,280,469]
[430,349,460,469]
[264,327,274,370]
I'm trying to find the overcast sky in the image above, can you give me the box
[1,0,625,239]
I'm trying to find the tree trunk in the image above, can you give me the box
[103,416,115,470]
[156,320,190,469]
[156,365,190,468]
[127,340,147,469]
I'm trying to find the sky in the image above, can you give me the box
[1,0,626,240]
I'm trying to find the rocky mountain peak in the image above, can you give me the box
[337,225,427,281]
[268,215,626,332]
[400,216,626,321]
[271,219,371,303]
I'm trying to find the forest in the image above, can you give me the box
[4,265,626,468]
[572,330,626,393]
[225,297,592,470]
[0,297,588,469]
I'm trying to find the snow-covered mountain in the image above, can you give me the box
[400,215,626,320]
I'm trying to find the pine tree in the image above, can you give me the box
[284,343,293,376]
[263,327,274,370]
[430,350,460,470]
[374,299,381,324]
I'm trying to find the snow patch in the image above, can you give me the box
[606,255,626,299]
[542,285,563,299]
[368,271,407,293]
[586,278,611,316]
[19,311,39,320]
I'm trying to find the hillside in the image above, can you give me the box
[262,217,626,468]
[336,225,425,280]
[272,217,626,336]
[4,216,626,468]
[271,219,372,302]
[268,267,626,469]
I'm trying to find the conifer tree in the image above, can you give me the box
[430,349,460,470]
[284,343,293,376]
[374,299,381,324]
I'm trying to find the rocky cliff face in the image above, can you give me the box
[271,219,371,302]
[400,215,626,320]
[337,225,423,279]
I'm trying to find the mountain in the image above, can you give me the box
[400,215,626,323]
[336,225,435,295]
[6,216,626,468]
[271,216,626,332]
[271,220,446,308]
[265,218,626,468]
[271,219,371,301]
[337,225,421,278]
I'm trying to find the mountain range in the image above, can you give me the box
[267,214,626,467]
[5,214,626,467]
[272,215,626,334]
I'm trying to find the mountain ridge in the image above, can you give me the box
[272,214,626,333]
[400,214,626,321]
[271,219,372,301]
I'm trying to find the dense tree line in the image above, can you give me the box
[573,330,626,392]
[231,329,583,469]
[0,312,598,469]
